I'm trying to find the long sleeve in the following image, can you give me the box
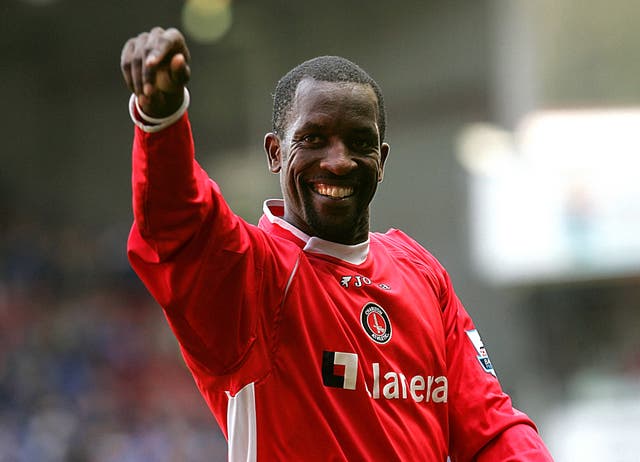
[127,113,298,391]
[382,230,553,461]
[475,424,554,461]
[129,112,210,266]
[439,268,553,461]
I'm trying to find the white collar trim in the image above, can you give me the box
[263,199,370,265]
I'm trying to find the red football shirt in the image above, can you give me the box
[127,112,553,461]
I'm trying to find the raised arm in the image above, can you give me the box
[121,29,296,382]
[121,27,211,263]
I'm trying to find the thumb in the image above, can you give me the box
[153,53,190,94]
[170,53,191,87]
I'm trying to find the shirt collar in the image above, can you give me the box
[262,199,370,265]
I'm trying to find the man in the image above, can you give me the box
[121,27,553,461]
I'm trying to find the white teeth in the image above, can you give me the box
[313,184,354,199]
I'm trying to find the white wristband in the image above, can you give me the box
[128,87,190,133]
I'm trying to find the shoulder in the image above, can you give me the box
[372,229,440,265]
[371,228,448,285]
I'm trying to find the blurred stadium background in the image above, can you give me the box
[2,0,639,460]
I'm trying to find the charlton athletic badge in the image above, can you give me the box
[361,302,392,344]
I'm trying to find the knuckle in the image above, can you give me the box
[134,33,149,48]
[165,27,181,37]
[143,43,155,56]
[165,27,185,44]
[120,39,134,60]
[132,40,146,58]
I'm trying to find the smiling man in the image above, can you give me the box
[121,27,553,461]
[265,77,389,245]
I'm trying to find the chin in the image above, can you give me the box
[306,210,368,245]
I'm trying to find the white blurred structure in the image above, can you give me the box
[543,375,640,461]
[458,109,640,285]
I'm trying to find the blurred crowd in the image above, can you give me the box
[0,219,227,462]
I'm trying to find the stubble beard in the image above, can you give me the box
[303,198,370,245]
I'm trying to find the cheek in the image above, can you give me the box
[281,162,303,198]
[367,159,383,182]
[283,153,307,187]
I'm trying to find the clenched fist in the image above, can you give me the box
[121,27,191,118]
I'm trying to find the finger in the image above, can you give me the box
[120,38,136,93]
[131,33,149,96]
[142,27,165,95]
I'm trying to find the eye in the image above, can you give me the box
[350,137,375,152]
[301,134,324,145]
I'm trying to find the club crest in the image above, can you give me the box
[361,302,392,344]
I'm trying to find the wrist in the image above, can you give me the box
[128,87,190,133]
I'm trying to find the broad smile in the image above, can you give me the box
[310,182,355,199]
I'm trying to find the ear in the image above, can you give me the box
[378,142,390,182]
[264,132,283,173]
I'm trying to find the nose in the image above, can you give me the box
[319,139,357,175]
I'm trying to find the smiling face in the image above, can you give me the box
[265,78,390,245]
